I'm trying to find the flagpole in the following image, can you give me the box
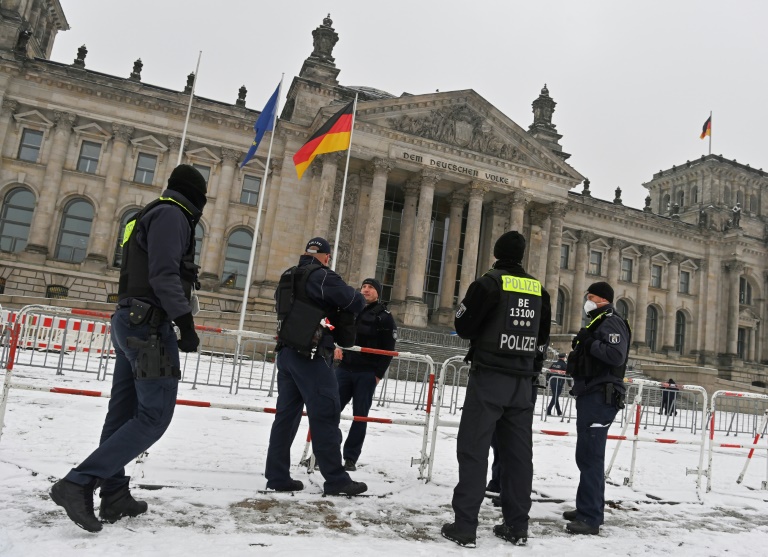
[708,110,712,155]
[236,74,285,335]
[330,93,358,272]
[177,51,202,166]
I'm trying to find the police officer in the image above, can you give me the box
[442,231,551,548]
[334,278,397,471]
[546,353,568,416]
[265,237,368,496]
[563,281,630,535]
[50,164,207,532]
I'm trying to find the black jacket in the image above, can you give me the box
[339,301,397,378]
[455,260,551,376]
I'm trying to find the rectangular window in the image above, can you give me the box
[18,129,44,162]
[133,153,158,184]
[739,277,752,305]
[77,141,101,174]
[651,264,662,288]
[192,164,211,183]
[241,175,261,205]
[588,250,603,276]
[679,270,690,294]
[559,244,570,270]
[620,257,633,282]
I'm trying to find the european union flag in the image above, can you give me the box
[240,83,280,168]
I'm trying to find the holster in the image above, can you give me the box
[125,300,178,380]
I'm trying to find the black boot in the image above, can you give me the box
[324,480,367,496]
[493,522,528,546]
[50,478,103,532]
[441,522,476,548]
[99,485,148,523]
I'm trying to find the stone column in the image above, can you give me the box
[662,253,682,352]
[314,153,341,238]
[526,208,548,279]
[390,180,420,302]
[480,200,509,272]
[569,231,593,333]
[359,157,393,281]
[508,189,529,232]
[434,190,468,325]
[544,203,567,299]
[607,239,624,287]
[458,182,487,301]
[725,261,744,356]
[81,124,133,268]
[24,110,77,257]
[199,148,239,283]
[400,171,439,327]
[0,99,18,159]
[633,246,652,347]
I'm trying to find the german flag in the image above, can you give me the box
[700,116,711,139]
[293,102,354,180]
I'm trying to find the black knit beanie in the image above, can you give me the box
[167,164,207,211]
[587,281,614,303]
[361,277,382,298]
[493,231,526,262]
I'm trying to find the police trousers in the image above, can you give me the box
[452,369,535,535]
[265,347,350,491]
[65,306,179,493]
[575,390,620,527]
[336,368,378,463]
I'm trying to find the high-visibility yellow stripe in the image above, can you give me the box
[120,197,192,247]
[501,276,542,296]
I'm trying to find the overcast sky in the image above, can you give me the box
[50,0,768,209]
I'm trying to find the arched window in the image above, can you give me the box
[750,194,758,213]
[691,186,698,204]
[54,199,94,263]
[674,311,686,353]
[222,229,253,289]
[662,194,671,214]
[646,306,659,352]
[676,190,684,209]
[555,288,566,326]
[112,209,140,268]
[736,190,744,205]
[723,187,731,205]
[0,187,35,253]
[194,222,204,266]
[616,299,629,321]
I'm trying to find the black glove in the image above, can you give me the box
[572,327,591,349]
[174,312,200,353]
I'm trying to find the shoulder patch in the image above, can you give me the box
[608,333,621,344]
[456,303,467,318]
[392,328,398,340]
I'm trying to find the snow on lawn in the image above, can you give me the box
[1,363,767,556]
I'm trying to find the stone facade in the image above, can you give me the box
[1,4,767,383]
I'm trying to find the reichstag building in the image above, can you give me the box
[1,3,766,392]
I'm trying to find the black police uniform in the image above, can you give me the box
[546,358,568,416]
[336,300,397,465]
[265,255,365,492]
[64,189,201,493]
[449,261,551,539]
[567,303,630,529]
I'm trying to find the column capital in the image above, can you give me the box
[610,238,627,252]
[421,169,441,186]
[548,202,568,220]
[53,110,77,131]
[221,147,240,165]
[403,179,421,198]
[724,260,745,274]
[2,99,19,115]
[639,245,655,259]
[317,152,343,166]
[372,156,395,175]
[111,123,134,143]
[468,180,488,200]
[510,188,531,206]
[269,157,282,176]
[668,252,684,265]
[449,189,469,208]
[577,230,595,245]
[529,207,549,227]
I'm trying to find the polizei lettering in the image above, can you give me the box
[498,333,537,353]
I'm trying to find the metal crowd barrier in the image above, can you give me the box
[707,390,768,493]
[540,372,574,422]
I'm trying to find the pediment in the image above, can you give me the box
[622,245,642,257]
[186,147,221,164]
[355,91,582,182]
[131,135,168,152]
[74,123,111,140]
[13,110,54,129]
[680,259,699,271]
[590,238,611,250]
[739,307,760,323]
[652,253,671,264]
[561,229,579,243]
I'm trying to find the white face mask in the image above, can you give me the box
[584,300,598,314]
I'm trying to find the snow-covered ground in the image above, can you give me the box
[1,361,767,556]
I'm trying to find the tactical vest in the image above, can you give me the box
[275,263,327,356]
[473,269,543,374]
[340,302,391,368]
[571,310,632,380]
[118,197,198,302]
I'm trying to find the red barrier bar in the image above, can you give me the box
[746,433,761,459]
[50,387,104,397]
[541,429,570,436]
[608,434,628,440]
[6,323,21,372]
[655,439,678,444]
[71,309,112,320]
[176,399,212,408]
[358,347,399,356]
[425,373,435,415]
[633,400,641,436]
